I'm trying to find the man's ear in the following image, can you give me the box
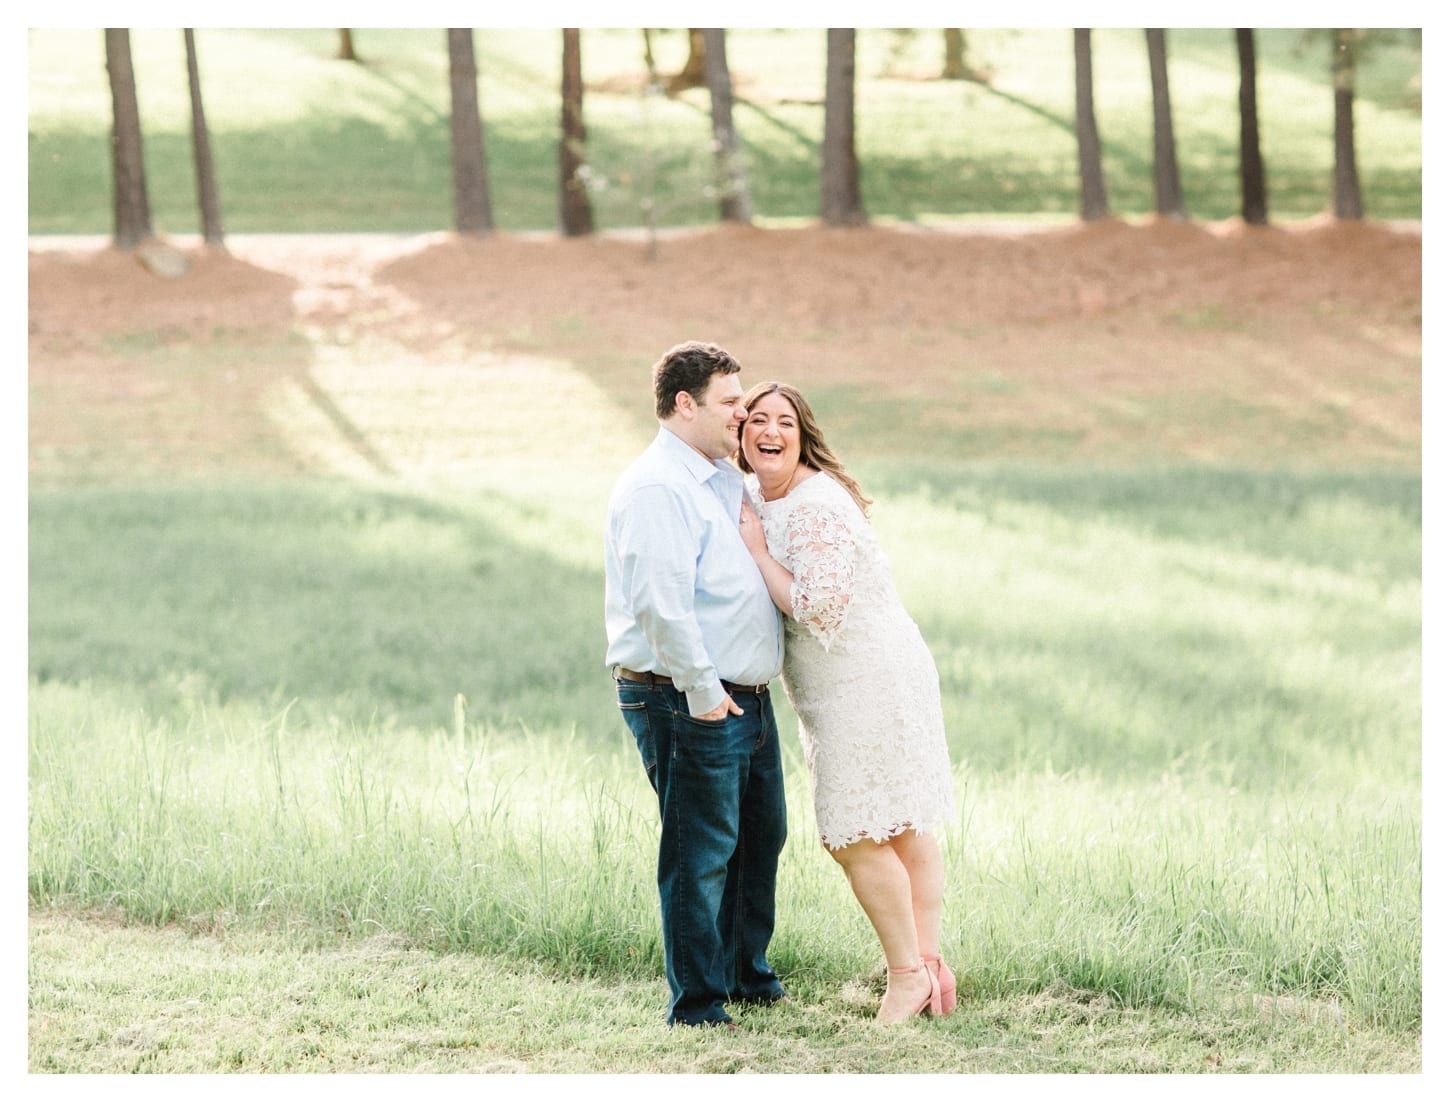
[674,390,694,418]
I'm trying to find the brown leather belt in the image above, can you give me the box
[616,668,769,695]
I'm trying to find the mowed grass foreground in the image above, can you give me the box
[29,447,1421,1068]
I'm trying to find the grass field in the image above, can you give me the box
[28,369,1422,1071]
[27,27,1423,235]
[27,464,1422,1071]
[26,24,1423,1075]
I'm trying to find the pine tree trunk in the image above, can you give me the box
[642,29,658,84]
[1073,29,1110,221]
[942,29,969,79]
[702,29,752,224]
[1236,29,1268,225]
[668,29,707,93]
[821,28,866,226]
[1145,29,1184,219]
[1332,29,1365,220]
[184,29,224,245]
[559,29,594,236]
[104,28,152,250]
[447,29,495,235]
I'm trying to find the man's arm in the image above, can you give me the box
[613,483,732,717]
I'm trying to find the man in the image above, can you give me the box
[604,340,788,1028]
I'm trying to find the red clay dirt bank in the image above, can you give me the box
[28,217,1422,484]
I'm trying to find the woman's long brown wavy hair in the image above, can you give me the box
[736,382,873,516]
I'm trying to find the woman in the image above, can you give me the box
[735,381,957,1024]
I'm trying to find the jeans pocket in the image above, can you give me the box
[680,712,729,730]
[618,695,657,780]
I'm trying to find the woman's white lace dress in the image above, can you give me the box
[748,471,955,850]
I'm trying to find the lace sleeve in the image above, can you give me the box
[784,502,856,649]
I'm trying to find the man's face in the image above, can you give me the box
[682,372,747,461]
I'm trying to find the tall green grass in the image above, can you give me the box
[28,463,1421,1032]
[27,27,1422,234]
[28,678,1421,1031]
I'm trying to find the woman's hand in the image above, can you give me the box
[740,500,797,617]
[739,501,769,558]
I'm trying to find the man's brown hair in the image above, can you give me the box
[652,341,741,420]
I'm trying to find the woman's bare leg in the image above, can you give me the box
[886,829,944,960]
[828,838,932,1022]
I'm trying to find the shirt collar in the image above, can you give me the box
[657,425,737,485]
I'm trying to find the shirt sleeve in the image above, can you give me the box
[783,501,856,650]
[612,481,726,714]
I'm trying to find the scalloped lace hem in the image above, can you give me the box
[819,817,949,851]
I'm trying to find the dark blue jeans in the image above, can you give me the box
[616,677,788,1025]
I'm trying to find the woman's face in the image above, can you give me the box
[741,391,802,481]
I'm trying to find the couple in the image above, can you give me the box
[604,341,956,1029]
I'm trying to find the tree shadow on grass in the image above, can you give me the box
[29,242,625,741]
[27,245,404,486]
[28,481,616,741]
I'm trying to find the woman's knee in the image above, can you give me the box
[888,828,941,862]
[827,836,892,874]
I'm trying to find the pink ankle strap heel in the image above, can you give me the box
[886,959,944,1019]
[921,953,957,1015]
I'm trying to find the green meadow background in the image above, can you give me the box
[28,26,1423,234]
[27,26,1421,1074]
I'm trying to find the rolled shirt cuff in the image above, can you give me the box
[684,681,727,717]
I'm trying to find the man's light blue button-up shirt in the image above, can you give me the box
[605,426,783,716]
